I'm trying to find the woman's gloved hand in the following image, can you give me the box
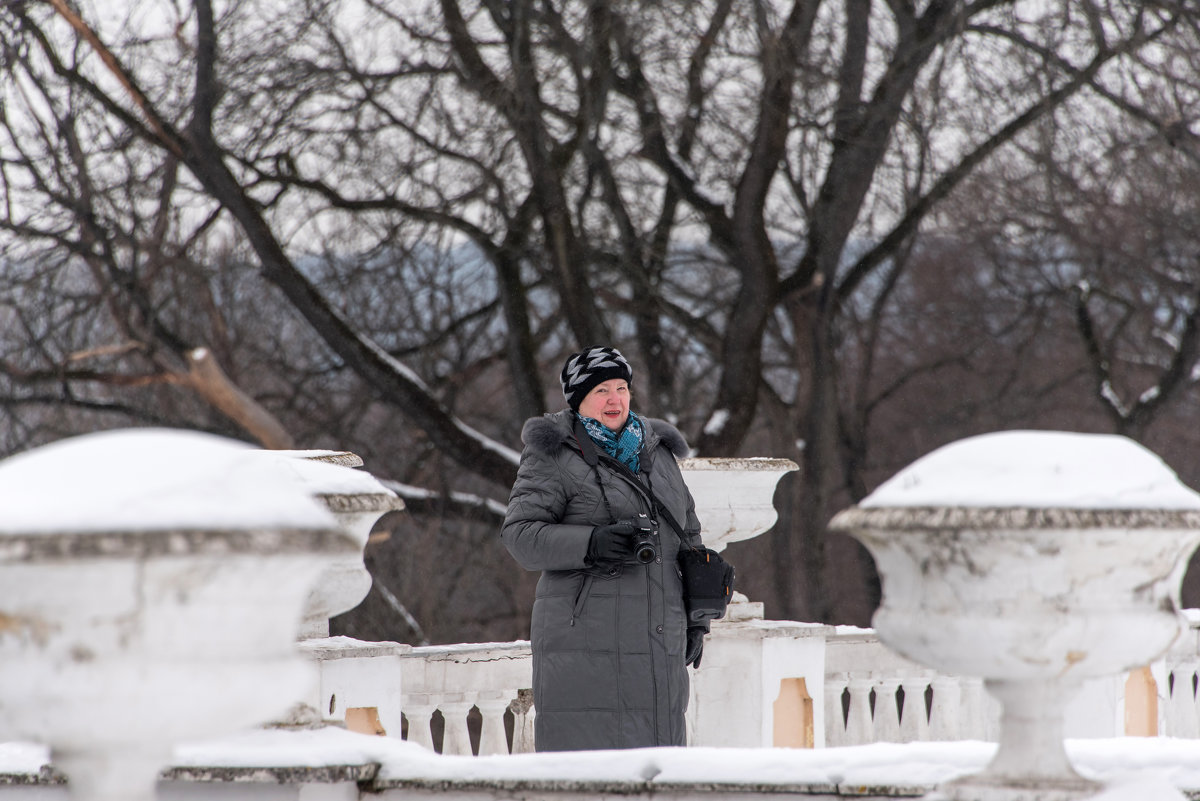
[587,521,636,564]
[685,626,706,668]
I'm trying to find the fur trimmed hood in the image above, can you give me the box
[521,410,689,459]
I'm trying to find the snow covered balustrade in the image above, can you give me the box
[399,641,535,755]
[387,447,1200,759]
[1161,610,1200,739]
[830,431,1200,801]
[0,429,357,801]
[824,612,1200,747]
[823,627,997,747]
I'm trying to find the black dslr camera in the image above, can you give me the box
[616,513,657,564]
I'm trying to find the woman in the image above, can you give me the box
[502,346,707,751]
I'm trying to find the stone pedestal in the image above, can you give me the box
[688,595,833,749]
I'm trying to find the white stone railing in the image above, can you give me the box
[1161,609,1200,738]
[387,609,1200,754]
[399,641,534,755]
[823,626,997,747]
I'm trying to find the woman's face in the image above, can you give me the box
[578,378,631,430]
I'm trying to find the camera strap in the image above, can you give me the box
[572,416,697,551]
[572,416,734,620]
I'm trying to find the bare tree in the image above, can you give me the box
[3,0,1200,638]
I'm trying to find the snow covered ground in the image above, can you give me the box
[1,727,1199,799]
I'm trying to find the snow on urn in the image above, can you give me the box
[0,429,357,801]
[829,431,1200,801]
[264,450,404,639]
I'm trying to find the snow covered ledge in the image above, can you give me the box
[830,431,1200,801]
[0,429,357,801]
[8,727,1200,800]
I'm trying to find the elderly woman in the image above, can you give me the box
[501,346,707,751]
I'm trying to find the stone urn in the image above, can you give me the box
[0,429,356,801]
[829,431,1200,801]
[679,457,798,552]
[263,450,404,639]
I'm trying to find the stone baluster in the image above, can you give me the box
[823,677,848,747]
[509,689,536,754]
[872,677,903,742]
[475,691,514,755]
[399,641,531,756]
[926,675,963,741]
[843,674,876,745]
[968,677,992,740]
[439,692,479,756]
[897,676,930,742]
[402,694,439,751]
[1166,663,1200,738]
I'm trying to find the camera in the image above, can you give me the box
[617,513,657,564]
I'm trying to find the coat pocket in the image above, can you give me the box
[571,574,595,622]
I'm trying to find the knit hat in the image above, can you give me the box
[560,346,633,411]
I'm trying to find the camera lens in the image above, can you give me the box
[634,539,656,564]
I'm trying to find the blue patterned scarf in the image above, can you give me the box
[579,411,645,473]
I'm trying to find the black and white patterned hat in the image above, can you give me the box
[560,346,633,411]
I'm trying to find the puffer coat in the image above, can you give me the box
[501,409,703,751]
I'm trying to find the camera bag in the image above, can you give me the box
[676,546,735,624]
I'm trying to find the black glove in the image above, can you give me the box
[587,521,636,564]
[685,626,706,668]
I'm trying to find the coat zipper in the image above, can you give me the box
[595,453,668,743]
[570,573,596,627]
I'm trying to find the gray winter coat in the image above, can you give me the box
[502,409,703,751]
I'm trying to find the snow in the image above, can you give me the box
[2,729,1198,799]
[1101,380,1130,416]
[0,429,337,533]
[261,450,395,497]
[703,409,730,436]
[383,479,509,517]
[862,430,1200,510]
